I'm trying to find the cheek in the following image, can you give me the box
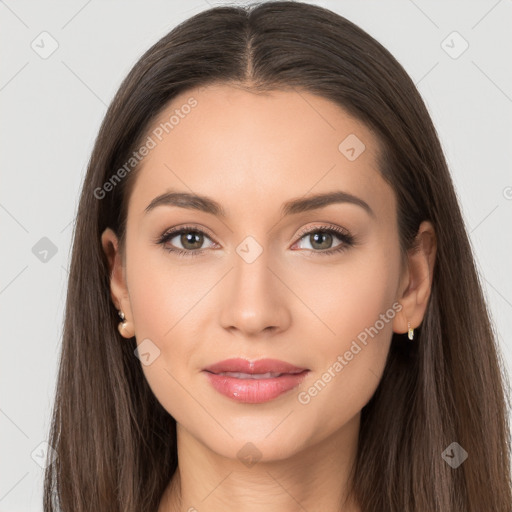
[127,241,219,342]
[291,243,401,433]
[287,237,400,345]
[125,243,230,425]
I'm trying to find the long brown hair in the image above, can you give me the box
[43,2,512,510]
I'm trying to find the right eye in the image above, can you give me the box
[156,225,217,257]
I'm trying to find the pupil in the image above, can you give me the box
[182,232,203,249]
[312,232,332,250]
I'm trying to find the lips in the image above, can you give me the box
[202,358,309,403]
[214,371,284,379]
[203,358,307,375]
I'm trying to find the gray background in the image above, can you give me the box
[1,0,511,510]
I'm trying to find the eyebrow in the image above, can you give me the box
[144,190,375,218]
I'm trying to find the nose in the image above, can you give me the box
[218,248,292,338]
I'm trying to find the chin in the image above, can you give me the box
[186,416,313,464]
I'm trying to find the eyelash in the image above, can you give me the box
[155,224,355,258]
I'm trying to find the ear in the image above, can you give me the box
[101,228,133,323]
[393,220,437,335]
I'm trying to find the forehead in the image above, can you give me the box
[127,83,393,221]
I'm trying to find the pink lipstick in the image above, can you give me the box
[203,358,309,403]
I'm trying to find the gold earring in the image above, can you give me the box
[407,321,414,340]
[117,310,134,338]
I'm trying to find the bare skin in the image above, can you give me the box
[101,83,436,512]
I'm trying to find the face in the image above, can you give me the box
[105,83,409,462]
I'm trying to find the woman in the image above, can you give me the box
[43,2,512,511]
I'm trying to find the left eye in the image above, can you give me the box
[294,229,346,251]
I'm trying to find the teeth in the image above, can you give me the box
[217,371,283,379]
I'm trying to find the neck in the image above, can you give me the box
[159,414,361,512]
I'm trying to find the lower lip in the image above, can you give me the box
[203,370,309,403]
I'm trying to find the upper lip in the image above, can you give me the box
[203,358,308,375]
